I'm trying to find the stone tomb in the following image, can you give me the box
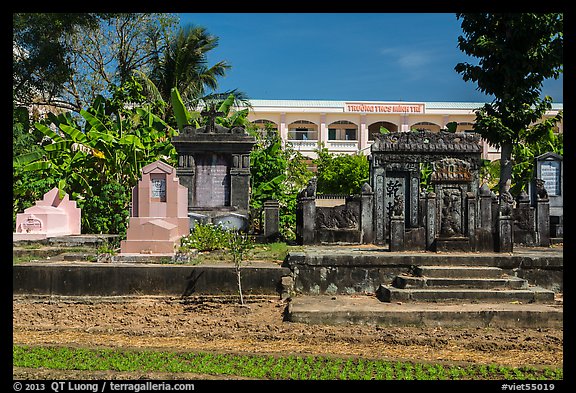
[171,110,256,230]
[534,152,563,238]
[13,187,81,241]
[369,130,483,251]
[120,160,189,254]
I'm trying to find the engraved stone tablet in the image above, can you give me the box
[540,160,560,196]
[194,153,230,207]
[151,178,166,199]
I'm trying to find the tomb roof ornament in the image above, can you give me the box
[371,130,482,154]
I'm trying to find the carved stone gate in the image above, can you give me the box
[370,130,482,251]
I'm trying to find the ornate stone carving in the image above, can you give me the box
[385,179,404,219]
[431,158,472,182]
[499,179,514,216]
[316,206,359,229]
[534,178,549,200]
[440,188,462,236]
[361,182,373,194]
[298,177,317,199]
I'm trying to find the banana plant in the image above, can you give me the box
[13,94,178,201]
[170,87,250,131]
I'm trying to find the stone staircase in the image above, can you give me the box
[377,265,556,304]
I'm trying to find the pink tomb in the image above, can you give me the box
[13,187,81,241]
[120,160,190,254]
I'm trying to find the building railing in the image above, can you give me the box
[327,141,358,150]
[287,140,319,150]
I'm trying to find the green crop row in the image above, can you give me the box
[13,345,562,381]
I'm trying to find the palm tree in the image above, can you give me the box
[135,24,249,124]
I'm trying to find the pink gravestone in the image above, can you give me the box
[13,187,81,241]
[120,160,190,254]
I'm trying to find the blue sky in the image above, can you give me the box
[179,13,563,103]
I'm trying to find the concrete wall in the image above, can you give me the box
[13,263,291,297]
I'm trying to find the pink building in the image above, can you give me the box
[242,100,563,161]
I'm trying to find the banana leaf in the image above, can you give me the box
[171,87,191,131]
[13,151,45,167]
[60,124,88,143]
[81,109,110,134]
[34,122,64,142]
[44,141,73,152]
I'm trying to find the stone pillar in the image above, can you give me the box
[360,183,374,244]
[418,192,426,227]
[263,199,280,241]
[389,215,405,251]
[176,154,195,209]
[373,172,385,245]
[230,154,251,210]
[425,191,436,250]
[498,215,513,253]
[536,198,550,247]
[478,183,492,230]
[300,197,316,245]
[466,192,476,251]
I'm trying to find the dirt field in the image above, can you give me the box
[12,294,563,380]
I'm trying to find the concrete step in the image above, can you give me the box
[377,285,556,304]
[286,295,563,328]
[393,275,528,290]
[413,265,505,278]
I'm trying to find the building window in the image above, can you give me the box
[328,128,336,140]
[289,128,318,140]
[288,120,318,141]
[327,120,358,141]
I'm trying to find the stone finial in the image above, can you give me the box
[516,190,530,203]
[201,107,224,133]
[534,178,549,201]
[499,179,514,216]
[298,177,317,199]
[479,182,492,197]
[361,182,373,194]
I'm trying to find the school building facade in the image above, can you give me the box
[243,99,563,161]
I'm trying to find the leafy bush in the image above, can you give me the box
[79,181,131,237]
[179,223,230,252]
[314,145,369,195]
[249,124,313,241]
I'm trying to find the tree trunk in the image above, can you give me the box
[236,265,244,306]
[499,142,514,196]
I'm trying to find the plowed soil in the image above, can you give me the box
[12,294,563,380]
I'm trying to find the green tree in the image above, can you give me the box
[455,13,563,198]
[250,124,313,240]
[135,25,249,125]
[147,25,229,103]
[13,13,179,113]
[13,77,177,234]
[226,230,254,306]
[314,146,369,195]
[13,13,102,109]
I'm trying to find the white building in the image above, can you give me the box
[243,99,563,161]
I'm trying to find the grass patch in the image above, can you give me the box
[13,345,563,381]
